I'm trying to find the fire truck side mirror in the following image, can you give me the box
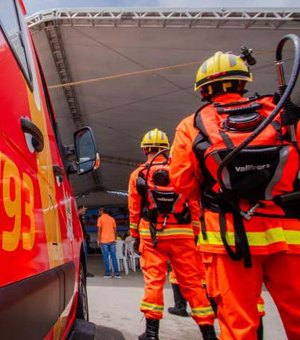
[74,126,100,175]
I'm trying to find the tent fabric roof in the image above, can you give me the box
[27,8,300,207]
[27,8,300,30]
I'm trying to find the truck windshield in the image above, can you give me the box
[0,0,30,80]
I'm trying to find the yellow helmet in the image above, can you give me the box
[140,128,170,149]
[194,51,252,91]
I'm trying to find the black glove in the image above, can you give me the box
[194,235,199,246]
[133,238,140,255]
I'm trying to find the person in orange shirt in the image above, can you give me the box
[97,207,122,279]
[128,128,216,340]
[170,50,300,339]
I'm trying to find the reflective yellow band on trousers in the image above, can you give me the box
[130,222,138,230]
[169,277,178,284]
[257,303,265,313]
[199,228,300,246]
[141,301,164,312]
[191,306,214,316]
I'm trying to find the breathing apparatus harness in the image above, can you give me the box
[194,34,300,267]
[137,149,191,247]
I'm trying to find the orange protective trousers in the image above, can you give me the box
[169,250,206,285]
[139,238,215,325]
[204,252,300,340]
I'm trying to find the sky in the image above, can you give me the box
[23,0,300,15]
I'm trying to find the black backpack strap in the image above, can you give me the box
[193,108,217,192]
[219,130,235,150]
[271,121,284,143]
[219,209,252,268]
[233,211,252,268]
[219,211,241,260]
[137,167,159,247]
[136,167,147,197]
[194,103,211,142]
[149,209,159,248]
[193,106,212,169]
[199,204,207,240]
[136,166,151,221]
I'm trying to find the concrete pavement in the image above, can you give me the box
[86,254,287,340]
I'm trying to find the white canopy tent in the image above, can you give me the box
[27,8,300,207]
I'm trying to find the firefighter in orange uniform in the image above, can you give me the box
[128,128,216,340]
[169,50,300,340]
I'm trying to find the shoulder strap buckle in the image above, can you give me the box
[240,203,261,220]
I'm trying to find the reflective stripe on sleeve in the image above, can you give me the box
[140,301,164,312]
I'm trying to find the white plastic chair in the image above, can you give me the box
[127,240,140,272]
[115,240,129,275]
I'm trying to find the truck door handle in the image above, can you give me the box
[20,117,44,152]
[53,165,65,183]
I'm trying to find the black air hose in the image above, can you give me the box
[217,34,300,194]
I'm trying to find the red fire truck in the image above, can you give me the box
[0,1,99,338]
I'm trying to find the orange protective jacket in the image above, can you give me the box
[128,155,200,240]
[170,93,300,255]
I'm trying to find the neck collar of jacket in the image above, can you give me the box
[145,154,167,165]
[212,93,244,104]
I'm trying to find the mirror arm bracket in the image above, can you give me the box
[64,144,77,175]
